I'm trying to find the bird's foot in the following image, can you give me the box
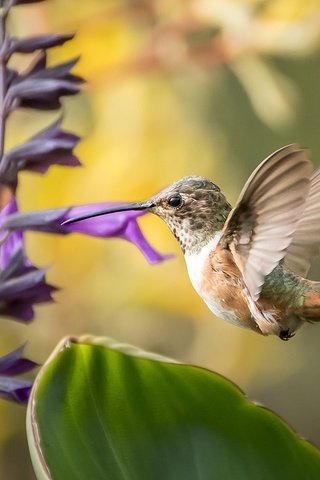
[279,329,295,341]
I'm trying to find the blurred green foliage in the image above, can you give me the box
[1,1,320,478]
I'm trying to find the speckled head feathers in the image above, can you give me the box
[149,176,231,254]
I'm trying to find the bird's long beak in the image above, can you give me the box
[61,201,153,226]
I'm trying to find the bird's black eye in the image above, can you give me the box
[168,194,182,208]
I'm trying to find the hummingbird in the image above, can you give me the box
[63,144,320,340]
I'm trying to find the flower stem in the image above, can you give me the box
[0,2,8,206]
[0,4,7,161]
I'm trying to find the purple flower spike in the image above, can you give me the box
[0,344,38,404]
[2,203,173,264]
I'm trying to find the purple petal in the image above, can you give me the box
[0,201,57,322]
[6,55,83,113]
[0,251,57,322]
[14,55,83,84]
[0,344,38,404]
[35,58,82,82]
[0,119,81,187]
[11,385,32,404]
[1,358,38,376]
[8,78,81,111]
[9,33,75,55]
[10,0,45,4]
[0,376,32,404]
[0,344,38,375]
[0,281,56,322]
[119,218,173,264]
[3,203,173,264]
[0,198,23,269]
[1,248,31,281]
[0,196,19,218]
[1,207,68,234]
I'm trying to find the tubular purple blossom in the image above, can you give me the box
[2,202,173,264]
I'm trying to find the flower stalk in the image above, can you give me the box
[0,1,7,167]
[0,0,171,403]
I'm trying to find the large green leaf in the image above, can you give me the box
[27,336,320,479]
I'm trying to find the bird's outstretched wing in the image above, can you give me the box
[218,144,312,301]
[284,168,320,277]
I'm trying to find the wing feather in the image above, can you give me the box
[220,144,312,301]
[284,168,320,276]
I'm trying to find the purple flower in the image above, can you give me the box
[8,33,75,56]
[2,203,173,264]
[0,249,57,322]
[6,52,83,113]
[0,344,38,404]
[0,198,56,322]
[9,0,45,5]
[0,119,81,189]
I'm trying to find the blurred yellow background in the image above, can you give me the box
[2,0,320,477]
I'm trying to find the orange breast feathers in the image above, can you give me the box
[201,245,282,332]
